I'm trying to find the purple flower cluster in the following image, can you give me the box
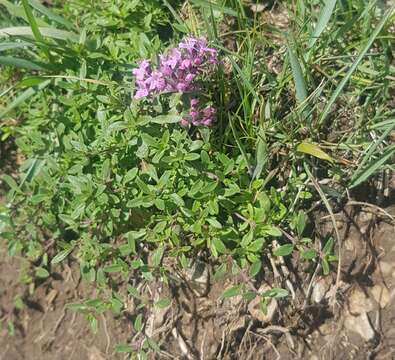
[180,98,216,127]
[133,37,218,126]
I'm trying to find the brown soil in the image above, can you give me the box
[0,256,130,360]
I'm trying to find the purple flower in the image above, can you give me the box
[189,109,199,120]
[191,98,199,107]
[132,60,151,81]
[132,36,218,126]
[185,104,216,127]
[135,87,149,99]
[176,82,188,91]
[167,49,182,68]
[180,59,192,69]
[134,80,149,99]
[203,106,216,117]
[146,70,166,91]
[180,118,189,127]
[185,73,195,82]
[179,37,198,52]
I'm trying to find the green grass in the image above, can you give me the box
[0,0,394,356]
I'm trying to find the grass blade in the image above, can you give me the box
[287,43,307,103]
[28,0,74,30]
[0,26,79,42]
[229,117,253,176]
[21,0,51,61]
[226,54,261,105]
[162,0,188,29]
[350,146,395,188]
[0,41,33,52]
[0,80,50,118]
[0,88,35,118]
[189,0,238,17]
[20,158,45,187]
[252,129,268,180]
[308,0,337,49]
[319,8,393,125]
[0,55,47,70]
[351,120,395,183]
[0,0,48,26]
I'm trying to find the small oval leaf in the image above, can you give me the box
[273,244,294,257]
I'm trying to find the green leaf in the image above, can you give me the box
[261,288,289,298]
[127,285,141,299]
[18,76,47,87]
[147,337,160,353]
[350,145,395,188]
[115,344,133,353]
[85,299,103,308]
[287,43,307,103]
[308,0,337,48]
[207,218,222,229]
[65,303,87,311]
[30,194,51,205]
[51,247,74,264]
[152,245,164,267]
[170,193,184,206]
[0,80,50,118]
[262,225,282,237]
[301,249,318,260]
[249,260,262,277]
[296,210,306,236]
[0,56,47,71]
[1,175,21,194]
[0,26,79,42]
[350,120,395,188]
[323,237,334,255]
[259,298,268,314]
[253,130,268,179]
[221,285,241,299]
[243,290,256,302]
[213,263,227,281]
[247,238,265,252]
[87,314,98,334]
[101,159,111,182]
[0,0,48,26]
[322,258,330,275]
[103,264,123,273]
[0,41,32,52]
[150,114,182,124]
[155,298,171,309]
[21,0,48,59]
[273,244,294,257]
[241,230,253,247]
[28,0,74,30]
[35,267,50,278]
[7,320,15,336]
[212,238,227,254]
[124,168,138,184]
[134,314,143,332]
[184,153,200,161]
[20,158,44,186]
[154,198,165,210]
[296,142,333,162]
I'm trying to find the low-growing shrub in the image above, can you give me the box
[0,0,393,356]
